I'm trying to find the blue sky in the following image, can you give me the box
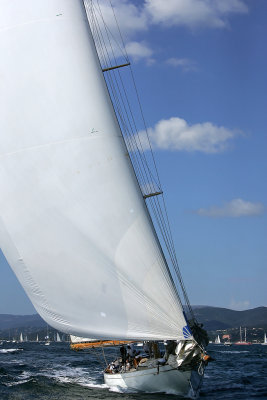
[0,0,266,314]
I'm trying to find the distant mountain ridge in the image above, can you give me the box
[0,314,46,330]
[0,306,266,332]
[191,305,267,331]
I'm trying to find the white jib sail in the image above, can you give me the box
[0,0,190,341]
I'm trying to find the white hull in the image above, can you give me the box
[104,365,203,398]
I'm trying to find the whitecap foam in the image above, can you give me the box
[0,359,22,365]
[52,371,108,390]
[73,379,108,390]
[18,371,32,380]
[5,378,32,387]
[0,348,23,354]
[109,386,134,393]
[36,364,106,390]
[218,350,249,354]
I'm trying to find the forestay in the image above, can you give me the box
[0,0,190,341]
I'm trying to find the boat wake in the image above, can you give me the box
[38,365,108,390]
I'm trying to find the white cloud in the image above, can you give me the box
[144,0,249,29]
[140,182,161,196]
[87,0,249,65]
[125,41,154,62]
[229,299,250,311]
[92,0,249,32]
[166,57,197,71]
[195,199,265,218]
[87,0,148,38]
[138,117,239,153]
[85,0,152,64]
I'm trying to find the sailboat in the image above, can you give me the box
[56,333,61,342]
[214,335,221,344]
[235,327,251,345]
[44,337,50,346]
[0,0,210,397]
[19,333,24,343]
[261,333,267,346]
[44,326,51,346]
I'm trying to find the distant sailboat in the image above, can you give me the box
[235,327,251,345]
[36,334,39,342]
[44,326,50,346]
[214,335,221,344]
[44,338,50,346]
[19,333,23,343]
[56,333,61,342]
[261,333,267,346]
[0,0,211,396]
[222,334,232,346]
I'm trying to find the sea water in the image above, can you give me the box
[0,342,266,399]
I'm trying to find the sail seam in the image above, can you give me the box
[0,134,122,158]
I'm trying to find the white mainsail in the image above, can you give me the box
[214,335,221,344]
[0,0,190,341]
[261,333,267,345]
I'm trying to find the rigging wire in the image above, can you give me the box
[85,0,196,324]
[89,4,152,196]
[94,0,161,197]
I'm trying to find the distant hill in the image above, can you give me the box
[0,314,45,330]
[1,306,266,335]
[191,306,267,331]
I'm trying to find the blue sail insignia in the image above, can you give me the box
[183,325,192,339]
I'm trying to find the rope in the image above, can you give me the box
[101,346,108,367]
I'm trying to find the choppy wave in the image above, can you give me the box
[0,348,23,354]
[0,343,266,400]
